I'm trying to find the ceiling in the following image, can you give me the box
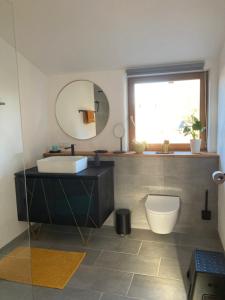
[12,0,225,75]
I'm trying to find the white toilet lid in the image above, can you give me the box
[146,195,180,214]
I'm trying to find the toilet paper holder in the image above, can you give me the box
[212,171,225,184]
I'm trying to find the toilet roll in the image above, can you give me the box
[212,171,225,184]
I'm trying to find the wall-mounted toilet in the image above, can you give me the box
[145,194,180,234]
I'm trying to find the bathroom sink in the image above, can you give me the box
[37,156,88,174]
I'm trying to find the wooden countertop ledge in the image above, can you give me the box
[43,151,219,158]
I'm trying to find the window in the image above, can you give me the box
[128,72,208,151]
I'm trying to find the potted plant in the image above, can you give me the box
[180,114,205,154]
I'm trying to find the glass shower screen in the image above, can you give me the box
[0,0,33,298]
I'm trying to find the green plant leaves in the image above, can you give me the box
[183,126,191,136]
[180,114,205,139]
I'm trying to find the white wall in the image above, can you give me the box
[0,37,26,248]
[48,70,128,152]
[0,36,48,248]
[205,59,219,152]
[17,53,48,168]
[217,41,225,248]
[48,63,217,152]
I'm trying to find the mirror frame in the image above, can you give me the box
[55,79,110,140]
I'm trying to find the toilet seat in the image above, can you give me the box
[146,195,180,215]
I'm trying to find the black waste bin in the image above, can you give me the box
[115,209,131,235]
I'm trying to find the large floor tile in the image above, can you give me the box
[0,280,33,300]
[0,234,30,256]
[128,274,187,300]
[95,251,159,276]
[42,224,80,234]
[129,229,180,244]
[46,243,101,266]
[32,230,82,246]
[33,230,141,255]
[178,234,224,251]
[101,293,140,300]
[87,235,142,254]
[43,225,96,241]
[92,226,118,238]
[68,265,133,295]
[32,286,101,300]
[30,235,101,266]
[30,238,54,250]
[158,257,189,281]
[43,224,124,241]
[139,241,193,261]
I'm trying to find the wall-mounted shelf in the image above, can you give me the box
[43,150,219,159]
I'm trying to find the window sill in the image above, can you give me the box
[43,151,219,159]
[141,151,218,158]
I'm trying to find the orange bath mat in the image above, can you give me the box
[0,247,85,289]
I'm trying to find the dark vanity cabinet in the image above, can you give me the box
[15,161,114,228]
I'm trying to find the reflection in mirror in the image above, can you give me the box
[56,80,109,140]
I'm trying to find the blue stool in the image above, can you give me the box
[187,249,225,300]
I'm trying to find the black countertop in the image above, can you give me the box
[15,161,114,179]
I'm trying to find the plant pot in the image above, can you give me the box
[190,139,201,154]
[133,143,145,154]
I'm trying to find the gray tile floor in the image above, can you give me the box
[0,225,223,300]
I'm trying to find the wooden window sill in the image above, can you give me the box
[43,151,219,159]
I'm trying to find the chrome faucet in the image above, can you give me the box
[65,144,75,156]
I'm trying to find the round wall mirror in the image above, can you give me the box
[56,80,109,140]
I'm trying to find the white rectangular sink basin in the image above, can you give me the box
[37,156,88,174]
